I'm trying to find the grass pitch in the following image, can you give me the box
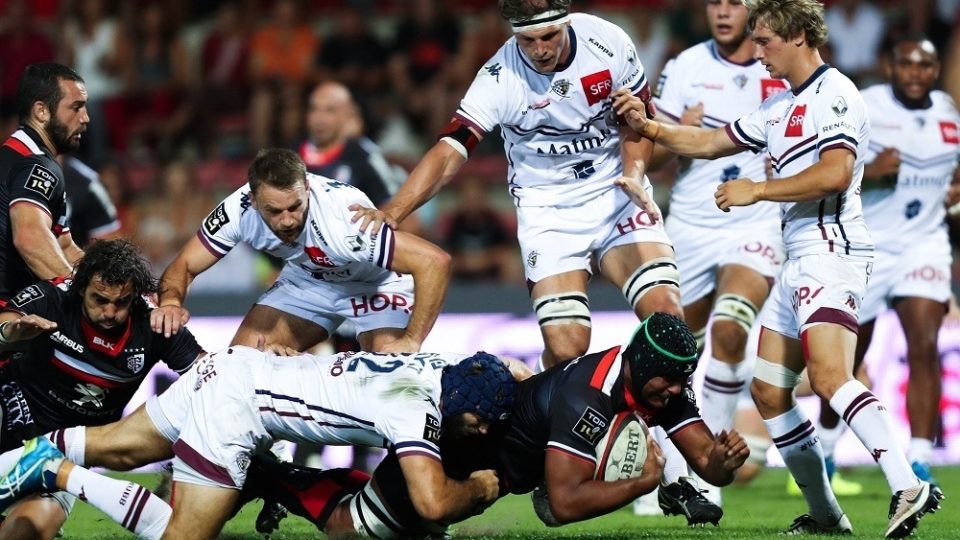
[64,466,957,538]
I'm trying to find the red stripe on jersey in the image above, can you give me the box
[3,138,31,156]
[589,346,620,390]
[546,446,596,466]
[81,315,132,357]
[50,355,128,388]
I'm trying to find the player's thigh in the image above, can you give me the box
[801,323,858,398]
[85,405,173,470]
[894,296,946,354]
[161,482,239,540]
[360,327,405,351]
[0,495,69,540]
[232,304,329,351]
[599,241,681,316]
[531,271,592,353]
[683,293,715,334]
[756,327,805,375]
[715,263,773,310]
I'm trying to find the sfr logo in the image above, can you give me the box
[784,105,807,137]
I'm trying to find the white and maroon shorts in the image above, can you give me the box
[858,236,951,323]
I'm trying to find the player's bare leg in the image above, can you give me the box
[162,482,239,540]
[359,327,406,352]
[0,496,67,540]
[896,297,946,483]
[682,293,715,352]
[600,242,683,319]
[231,305,330,351]
[531,270,591,369]
[84,405,175,470]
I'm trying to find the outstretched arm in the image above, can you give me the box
[670,422,749,486]
[151,235,220,337]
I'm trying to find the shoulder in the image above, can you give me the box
[63,157,98,184]
[673,40,712,67]
[932,90,960,117]
[571,12,626,38]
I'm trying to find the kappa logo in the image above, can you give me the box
[871,448,887,462]
[484,63,502,83]
[24,164,57,200]
[784,105,807,137]
[581,70,613,106]
[203,203,230,236]
[572,406,608,445]
[940,121,959,144]
[305,246,335,268]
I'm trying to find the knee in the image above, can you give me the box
[544,334,589,364]
[750,378,790,417]
[710,320,748,361]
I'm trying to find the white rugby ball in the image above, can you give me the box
[594,411,649,481]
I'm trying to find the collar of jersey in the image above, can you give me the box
[18,125,54,157]
[708,40,758,68]
[791,63,831,96]
[516,26,578,75]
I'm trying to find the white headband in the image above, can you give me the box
[510,9,570,33]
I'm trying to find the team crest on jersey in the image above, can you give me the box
[831,96,848,117]
[236,452,251,474]
[423,413,441,444]
[551,78,572,98]
[305,246,335,267]
[203,203,230,235]
[572,406,608,445]
[126,353,145,373]
[733,74,748,89]
[785,105,807,137]
[721,165,741,182]
[572,160,596,179]
[24,164,57,200]
[940,121,959,144]
[527,251,538,268]
[581,70,613,106]
[11,285,43,308]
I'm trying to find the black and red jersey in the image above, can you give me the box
[497,346,703,494]
[0,127,70,300]
[2,279,202,437]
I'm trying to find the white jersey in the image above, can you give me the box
[655,40,786,228]
[252,351,470,460]
[726,65,873,258]
[860,85,960,249]
[197,173,397,283]
[456,13,650,207]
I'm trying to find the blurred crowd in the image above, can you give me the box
[0,0,958,290]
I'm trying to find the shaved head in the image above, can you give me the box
[306,82,360,148]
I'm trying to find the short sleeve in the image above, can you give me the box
[9,159,63,218]
[157,324,203,374]
[812,89,864,158]
[456,60,509,135]
[653,58,684,121]
[4,281,58,318]
[545,392,611,465]
[725,108,768,153]
[654,387,704,436]
[195,186,247,258]
[378,400,443,461]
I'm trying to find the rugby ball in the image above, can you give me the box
[594,411,649,481]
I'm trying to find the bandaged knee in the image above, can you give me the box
[622,257,680,308]
[712,294,758,333]
[533,292,591,328]
[753,358,802,389]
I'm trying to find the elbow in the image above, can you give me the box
[410,493,449,523]
[548,500,583,525]
[826,174,852,194]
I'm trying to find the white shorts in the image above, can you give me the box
[859,237,952,323]
[516,186,671,283]
[761,254,872,339]
[146,347,273,489]
[666,217,784,305]
[258,266,414,336]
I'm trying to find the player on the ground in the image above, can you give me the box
[0,239,203,539]
[646,0,786,517]
[816,35,960,489]
[149,148,450,354]
[227,313,749,537]
[614,0,942,536]
[0,63,87,303]
[351,0,683,369]
[0,350,524,539]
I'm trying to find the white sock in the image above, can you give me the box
[830,380,917,493]
[47,427,86,466]
[700,357,744,434]
[655,427,689,484]
[816,422,845,460]
[908,438,934,465]
[65,465,171,540]
[766,405,843,525]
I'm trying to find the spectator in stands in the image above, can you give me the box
[825,0,886,84]
[248,0,317,151]
[0,0,56,137]
[131,160,211,248]
[442,176,518,283]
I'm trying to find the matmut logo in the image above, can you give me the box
[304,246,335,267]
[785,105,807,137]
[581,70,613,106]
[941,121,959,144]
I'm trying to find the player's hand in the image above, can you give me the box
[611,88,654,137]
[679,102,704,127]
[715,178,764,211]
[255,334,299,356]
[869,147,901,180]
[349,204,397,233]
[1,315,57,342]
[469,469,501,503]
[641,436,665,483]
[150,305,190,338]
[614,174,662,223]
[376,334,422,354]
[714,429,750,471]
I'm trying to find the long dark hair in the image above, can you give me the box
[70,239,159,298]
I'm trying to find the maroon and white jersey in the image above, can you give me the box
[726,65,873,259]
[197,173,397,283]
[860,84,960,249]
[655,40,786,228]
[456,13,651,208]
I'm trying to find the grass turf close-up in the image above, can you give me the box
[62,465,956,539]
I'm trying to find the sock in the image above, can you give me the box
[743,434,771,466]
[830,380,917,493]
[48,427,86,466]
[700,357,744,434]
[655,427,688,484]
[64,465,171,540]
[908,438,933,465]
[766,405,843,525]
[816,422,845,460]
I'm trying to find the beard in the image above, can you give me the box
[47,115,80,154]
